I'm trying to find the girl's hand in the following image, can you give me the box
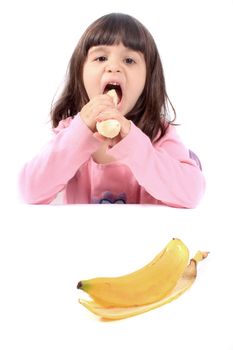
[79,95,114,131]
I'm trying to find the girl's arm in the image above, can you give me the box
[19,116,101,204]
[107,122,205,208]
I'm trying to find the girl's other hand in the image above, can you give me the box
[79,94,114,131]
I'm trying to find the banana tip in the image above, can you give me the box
[77,281,83,289]
[202,251,210,259]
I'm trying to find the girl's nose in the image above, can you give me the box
[105,62,121,73]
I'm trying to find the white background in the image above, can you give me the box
[0,0,233,349]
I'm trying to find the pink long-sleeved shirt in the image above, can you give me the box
[19,115,205,207]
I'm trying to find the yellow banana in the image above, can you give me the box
[77,238,189,307]
[79,251,208,320]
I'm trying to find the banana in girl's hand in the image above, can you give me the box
[96,89,121,138]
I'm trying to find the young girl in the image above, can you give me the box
[19,13,205,207]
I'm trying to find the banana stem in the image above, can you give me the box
[192,251,209,263]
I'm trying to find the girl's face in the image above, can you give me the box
[82,42,146,115]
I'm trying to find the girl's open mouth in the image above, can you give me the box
[103,83,122,104]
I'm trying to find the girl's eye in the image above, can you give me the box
[124,58,136,65]
[95,56,107,62]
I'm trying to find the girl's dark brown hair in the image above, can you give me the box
[51,13,176,141]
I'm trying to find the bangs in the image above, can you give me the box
[83,13,147,54]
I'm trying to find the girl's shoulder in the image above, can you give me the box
[53,117,74,134]
[152,121,178,144]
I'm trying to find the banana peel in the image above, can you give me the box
[79,251,209,320]
[77,239,190,307]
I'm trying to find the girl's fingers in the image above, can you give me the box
[90,94,115,108]
[96,109,121,122]
[80,99,116,130]
[93,132,108,142]
[80,95,130,138]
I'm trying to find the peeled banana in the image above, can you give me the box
[96,89,121,138]
[106,88,119,106]
[77,238,190,308]
[96,119,121,139]
[79,251,208,320]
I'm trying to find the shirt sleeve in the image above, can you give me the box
[19,116,101,204]
[107,122,205,208]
